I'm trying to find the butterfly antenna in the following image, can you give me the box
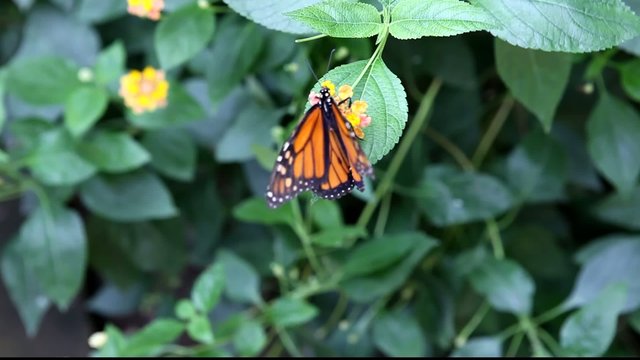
[305,60,320,83]
[326,48,336,73]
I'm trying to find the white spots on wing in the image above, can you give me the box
[283,142,290,151]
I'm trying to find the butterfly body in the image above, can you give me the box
[266,86,373,208]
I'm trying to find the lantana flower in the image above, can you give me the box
[119,66,169,114]
[127,0,164,20]
[310,81,372,139]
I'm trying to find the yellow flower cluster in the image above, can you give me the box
[119,66,169,114]
[315,81,372,139]
[127,0,164,20]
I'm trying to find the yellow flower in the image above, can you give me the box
[338,84,353,100]
[321,80,336,96]
[346,112,361,127]
[351,100,368,116]
[127,0,164,20]
[119,66,169,114]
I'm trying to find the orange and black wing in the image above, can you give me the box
[266,105,329,208]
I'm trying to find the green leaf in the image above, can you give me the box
[233,197,294,226]
[1,238,51,337]
[64,86,109,138]
[341,233,439,302]
[389,0,495,39]
[18,204,86,310]
[215,102,285,163]
[207,17,265,104]
[187,315,215,344]
[140,128,196,181]
[587,94,640,196]
[94,41,125,85]
[418,165,514,226]
[452,337,502,357]
[266,297,318,328]
[311,226,367,248]
[28,129,96,186]
[233,320,267,356]
[122,319,184,356]
[469,259,535,315]
[216,250,262,304]
[629,309,640,335]
[470,0,640,52]
[222,0,320,34]
[505,129,568,203]
[7,56,80,105]
[155,4,215,70]
[309,199,343,229]
[343,232,428,278]
[0,69,7,133]
[175,299,196,320]
[287,0,382,38]
[561,284,627,356]
[593,187,640,231]
[372,309,427,357]
[127,83,205,129]
[191,263,225,313]
[79,130,150,173]
[314,59,408,164]
[74,0,127,23]
[495,39,572,131]
[565,236,640,312]
[621,60,640,102]
[80,171,178,222]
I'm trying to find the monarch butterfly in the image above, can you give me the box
[265,82,374,208]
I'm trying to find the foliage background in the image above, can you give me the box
[2,0,640,357]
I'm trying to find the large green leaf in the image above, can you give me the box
[79,130,150,173]
[94,41,125,86]
[18,204,86,310]
[233,320,267,356]
[121,319,185,356]
[313,59,408,164]
[593,187,640,230]
[587,94,640,196]
[560,284,627,356]
[233,197,294,226]
[287,0,382,38]
[155,4,215,70]
[191,263,225,313]
[141,129,196,181]
[0,238,51,337]
[64,86,109,138]
[7,56,80,105]
[74,0,127,23]
[469,258,535,315]
[389,0,495,39]
[266,297,319,328]
[620,59,640,102]
[452,337,502,357]
[372,309,427,357]
[80,171,178,222]
[222,0,320,34]
[216,250,262,305]
[495,39,572,131]
[470,0,640,52]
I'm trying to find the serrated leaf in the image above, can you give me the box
[313,59,408,164]
[233,320,267,356]
[266,297,318,327]
[565,236,640,312]
[79,130,150,173]
[64,86,109,137]
[495,39,572,131]
[216,250,262,304]
[191,263,225,313]
[389,0,495,40]
[18,204,86,310]
[80,171,178,222]
[7,56,80,105]
[470,0,640,52]
[373,309,427,357]
[155,4,215,70]
[469,259,535,315]
[141,129,196,182]
[561,284,627,356]
[587,94,640,196]
[222,0,321,35]
[1,239,50,337]
[287,0,382,38]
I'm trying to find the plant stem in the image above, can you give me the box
[519,316,547,357]
[276,326,302,357]
[316,293,348,339]
[472,95,515,168]
[295,34,328,43]
[373,193,391,238]
[537,327,562,356]
[425,128,474,171]
[506,331,525,357]
[454,301,491,348]
[290,199,321,273]
[533,303,567,326]
[486,219,505,259]
[355,78,443,233]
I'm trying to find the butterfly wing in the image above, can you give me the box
[266,105,330,208]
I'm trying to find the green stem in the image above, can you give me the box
[506,331,525,357]
[276,326,302,357]
[537,327,562,356]
[425,128,474,171]
[533,303,567,326]
[519,316,547,357]
[290,199,321,273]
[454,302,491,348]
[316,293,349,339]
[355,78,443,233]
[373,193,391,238]
[486,219,505,259]
[351,31,387,90]
[472,95,515,168]
[294,34,328,43]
